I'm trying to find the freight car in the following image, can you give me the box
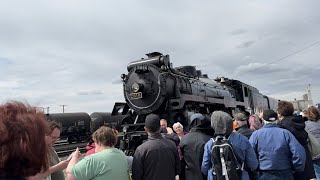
[90,102,132,132]
[46,112,91,143]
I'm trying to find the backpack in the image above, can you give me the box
[211,136,243,180]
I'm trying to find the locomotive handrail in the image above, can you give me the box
[127,55,170,71]
[121,123,146,127]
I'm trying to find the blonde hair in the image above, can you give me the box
[307,106,320,121]
[92,126,117,147]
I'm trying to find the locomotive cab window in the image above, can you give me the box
[244,86,248,97]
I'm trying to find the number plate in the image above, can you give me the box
[129,92,142,99]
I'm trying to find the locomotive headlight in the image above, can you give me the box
[123,126,128,133]
[131,82,140,93]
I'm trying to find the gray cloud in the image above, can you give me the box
[230,29,247,35]
[1,0,320,113]
[236,40,256,49]
[77,90,104,96]
[233,63,286,76]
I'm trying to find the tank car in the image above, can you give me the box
[90,102,131,133]
[90,112,112,133]
[46,112,91,143]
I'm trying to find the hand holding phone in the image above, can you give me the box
[67,152,74,161]
[67,147,81,161]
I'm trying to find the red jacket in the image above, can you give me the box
[85,142,95,156]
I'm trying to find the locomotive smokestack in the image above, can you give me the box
[202,74,209,78]
[146,52,163,58]
[127,52,170,71]
[196,70,202,77]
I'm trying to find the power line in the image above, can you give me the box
[234,40,320,77]
[194,16,316,68]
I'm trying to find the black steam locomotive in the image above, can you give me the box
[47,52,278,153]
[114,52,278,154]
[121,52,277,125]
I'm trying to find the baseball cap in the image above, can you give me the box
[145,114,160,129]
[263,110,278,121]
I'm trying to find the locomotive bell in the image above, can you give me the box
[121,74,126,80]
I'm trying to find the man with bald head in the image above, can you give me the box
[160,118,180,146]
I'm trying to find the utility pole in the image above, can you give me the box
[45,107,50,114]
[60,105,67,113]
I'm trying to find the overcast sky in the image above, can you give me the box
[1,0,319,114]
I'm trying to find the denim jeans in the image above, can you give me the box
[314,160,320,180]
[259,170,293,180]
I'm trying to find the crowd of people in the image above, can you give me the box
[1,100,320,180]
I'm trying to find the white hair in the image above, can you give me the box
[173,122,183,130]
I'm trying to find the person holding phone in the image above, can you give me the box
[66,126,130,180]
[30,121,70,180]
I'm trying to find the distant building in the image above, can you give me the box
[290,84,314,111]
[291,98,313,111]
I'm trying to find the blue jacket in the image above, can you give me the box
[201,132,258,180]
[249,124,306,171]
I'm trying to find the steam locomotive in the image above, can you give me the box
[115,52,279,154]
[47,52,278,153]
[120,52,278,126]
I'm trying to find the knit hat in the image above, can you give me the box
[262,110,278,121]
[211,111,233,136]
[145,114,160,130]
[190,113,205,122]
[234,112,248,121]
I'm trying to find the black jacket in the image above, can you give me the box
[132,133,180,180]
[235,124,253,139]
[279,115,316,180]
[180,126,215,180]
[160,127,180,145]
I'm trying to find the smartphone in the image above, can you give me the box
[67,152,73,161]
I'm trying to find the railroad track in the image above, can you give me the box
[53,139,69,147]
[54,141,88,157]
[57,146,87,157]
